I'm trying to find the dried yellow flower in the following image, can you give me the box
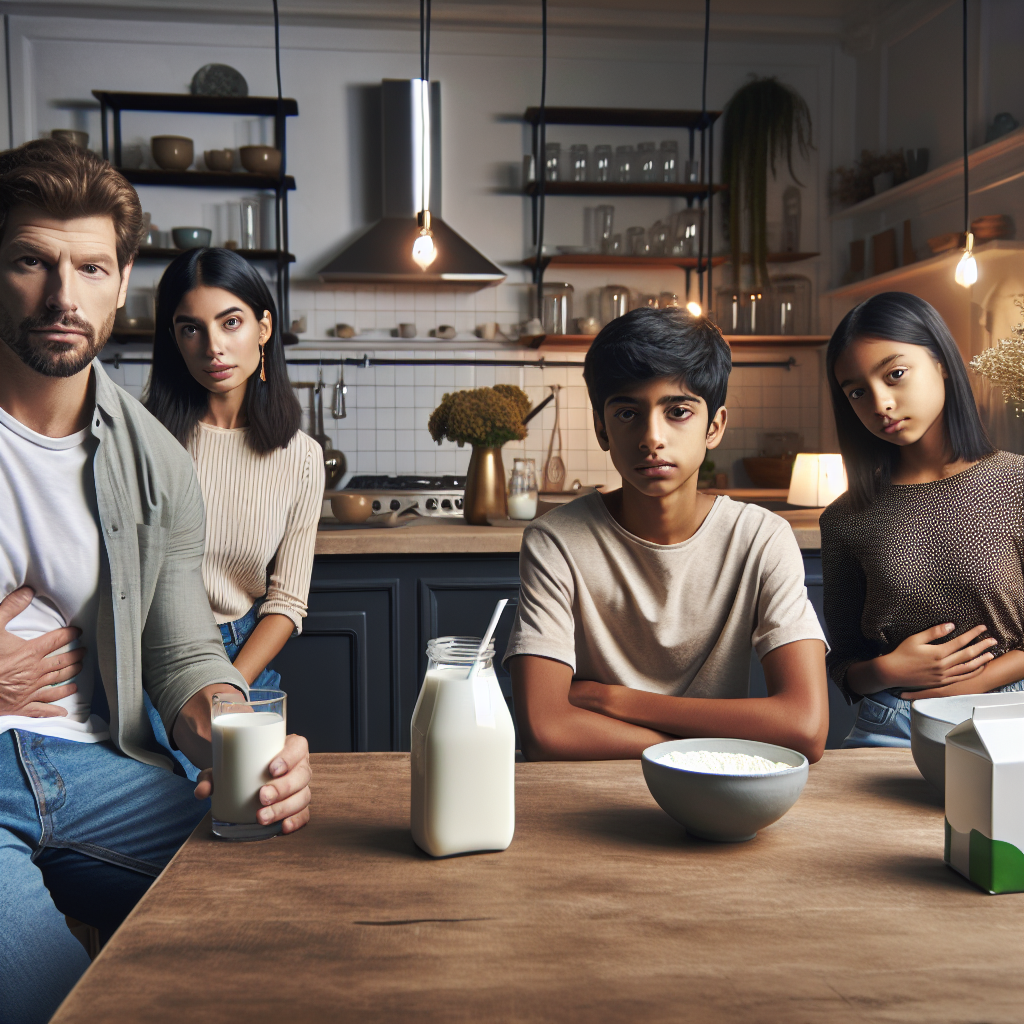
[971,300,1024,406]
[428,385,532,448]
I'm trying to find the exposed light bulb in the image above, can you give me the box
[686,301,703,317]
[412,209,437,270]
[954,231,977,288]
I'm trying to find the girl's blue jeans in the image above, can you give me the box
[145,604,283,780]
[842,679,1024,748]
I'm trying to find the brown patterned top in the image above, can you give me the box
[820,451,1024,703]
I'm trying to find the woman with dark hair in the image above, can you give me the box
[145,247,324,776]
[820,291,1024,747]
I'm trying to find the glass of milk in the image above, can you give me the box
[211,688,287,841]
[507,458,538,520]
[410,637,516,857]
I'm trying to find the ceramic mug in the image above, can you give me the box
[398,323,417,339]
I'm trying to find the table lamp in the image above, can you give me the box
[787,453,848,508]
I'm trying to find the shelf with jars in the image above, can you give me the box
[524,334,829,350]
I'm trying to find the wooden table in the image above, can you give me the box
[53,751,1022,1023]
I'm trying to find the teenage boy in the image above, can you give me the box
[506,309,829,762]
[0,139,311,1024]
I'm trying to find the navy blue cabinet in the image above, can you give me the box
[274,549,855,752]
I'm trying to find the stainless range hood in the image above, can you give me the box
[319,80,505,285]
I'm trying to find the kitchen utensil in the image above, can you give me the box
[204,148,234,172]
[313,370,346,488]
[191,63,248,97]
[329,492,373,524]
[599,285,630,326]
[51,129,88,149]
[569,144,589,182]
[544,142,561,181]
[659,140,678,183]
[594,205,615,254]
[642,737,808,842]
[638,142,658,183]
[521,392,554,426]
[332,374,347,419]
[239,197,260,249]
[614,145,634,183]
[542,384,566,492]
[539,283,573,336]
[171,227,212,249]
[151,135,193,171]
[593,145,612,182]
[240,145,281,175]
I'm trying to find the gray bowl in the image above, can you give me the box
[172,227,212,250]
[641,737,808,843]
[911,691,1024,794]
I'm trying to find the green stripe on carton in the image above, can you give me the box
[969,829,1024,894]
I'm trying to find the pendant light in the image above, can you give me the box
[533,0,548,323]
[954,0,976,288]
[412,0,437,270]
[689,0,712,316]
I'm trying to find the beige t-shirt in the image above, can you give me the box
[504,492,826,697]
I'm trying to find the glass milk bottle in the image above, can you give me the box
[410,637,515,857]
[508,458,539,520]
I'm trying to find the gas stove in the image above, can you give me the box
[344,475,466,517]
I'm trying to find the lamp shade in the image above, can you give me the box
[787,453,848,507]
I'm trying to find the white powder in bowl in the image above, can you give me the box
[655,749,792,774]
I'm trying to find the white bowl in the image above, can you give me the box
[641,738,808,843]
[911,691,1024,794]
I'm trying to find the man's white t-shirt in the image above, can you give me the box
[0,402,108,742]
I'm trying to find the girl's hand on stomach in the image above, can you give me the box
[900,647,1024,701]
[849,622,996,695]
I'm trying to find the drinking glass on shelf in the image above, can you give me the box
[508,459,539,520]
[599,284,631,325]
[539,282,574,335]
[715,286,744,334]
[545,142,562,181]
[595,205,615,253]
[747,288,769,334]
[240,197,260,249]
[569,144,589,182]
[682,159,700,184]
[625,225,647,255]
[610,233,623,254]
[615,145,635,183]
[593,144,612,182]
[659,140,678,183]
[671,208,704,257]
[638,142,657,183]
[648,220,669,256]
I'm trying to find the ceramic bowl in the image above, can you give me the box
[641,737,808,842]
[239,145,282,175]
[151,135,194,171]
[204,148,234,172]
[51,129,89,149]
[171,227,212,250]
[329,492,373,524]
[911,691,1024,793]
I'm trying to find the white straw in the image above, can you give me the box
[467,599,508,681]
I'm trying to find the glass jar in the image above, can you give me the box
[648,220,669,257]
[638,141,658,183]
[569,143,589,182]
[615,145,634,183]
[746,287,770,335]
[625,225,647,256]
[593,144,612,182]
[672,208,704,257]
[544,141,561,181]
[508,459,539,520]
[594,204,615,253]
[538,282,574,335]
[771,274,812,335]
[659,140,679,183]
[599,284,631,325]
[715,286,744,334]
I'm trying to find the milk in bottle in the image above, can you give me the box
[410,637,515,856]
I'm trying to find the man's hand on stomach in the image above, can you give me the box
[0,586,85,717]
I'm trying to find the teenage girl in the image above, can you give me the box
[820,291,1024,746]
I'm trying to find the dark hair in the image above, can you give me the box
[583,308,732,426]
[0,138,143,270]
[826,291,993,510]
[145,247,301,454]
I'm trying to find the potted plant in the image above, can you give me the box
[429,385,531,524]
[721,77,813,289]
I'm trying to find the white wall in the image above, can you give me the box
[7,9,851,483]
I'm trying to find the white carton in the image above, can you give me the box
[944,701,1024,894]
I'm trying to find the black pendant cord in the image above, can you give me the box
[696,0,710,304]
[272,0,288,331]
[962,0,969,236]
[420,0,425,82]
[535,0,548,324]
[425,0,432,84]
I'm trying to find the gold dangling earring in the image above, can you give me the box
[259,344,266,382]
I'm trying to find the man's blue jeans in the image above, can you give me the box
[0,730,208,1024]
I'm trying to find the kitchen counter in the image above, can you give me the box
[314,507,823,556]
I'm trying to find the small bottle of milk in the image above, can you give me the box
[410,636,515,857]
[507,459,538,520]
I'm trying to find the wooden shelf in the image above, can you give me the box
[93,91,298,117]
[523,106,720,128]
[523,254,726,270]
[135,247,295,262]
[122,169,295,190]
[525,181,725,198]
[526,333,829,350]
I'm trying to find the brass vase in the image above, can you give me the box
[463,446,507,525]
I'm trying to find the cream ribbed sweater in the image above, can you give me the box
[189,422,324,632]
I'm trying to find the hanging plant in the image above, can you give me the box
[721,77,813,288]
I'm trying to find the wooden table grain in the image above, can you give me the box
[52,751,1023,1023]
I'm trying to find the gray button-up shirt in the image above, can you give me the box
[89,360,246,769]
